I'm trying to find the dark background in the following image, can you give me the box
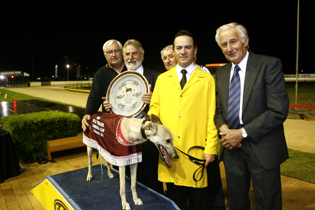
[0,1,309,81]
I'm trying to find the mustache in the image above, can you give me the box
[127,59,137,63]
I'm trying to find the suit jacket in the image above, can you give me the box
[142,67,161,114]
[214,50,289,170]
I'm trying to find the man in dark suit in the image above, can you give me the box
[104,39,163,194]
[214,22,289,210]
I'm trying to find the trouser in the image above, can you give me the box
[166,183,208,210]
[207,156,226,210]
[222,138,282,210]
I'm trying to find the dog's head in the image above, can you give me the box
[143,114,179,166]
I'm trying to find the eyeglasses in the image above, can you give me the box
[105,49,122,55]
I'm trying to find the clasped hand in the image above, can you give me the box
[219,124,243,150]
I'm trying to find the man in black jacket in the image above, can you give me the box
[81,39,126,131]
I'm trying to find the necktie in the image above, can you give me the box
[227,65,241,129]
[180,69,187,89]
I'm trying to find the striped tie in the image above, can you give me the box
[227,65,241,129]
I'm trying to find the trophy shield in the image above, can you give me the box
[106,71,149,117]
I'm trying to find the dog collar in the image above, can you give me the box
[141,119,148,139]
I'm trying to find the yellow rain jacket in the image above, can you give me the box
[148,66,218,188]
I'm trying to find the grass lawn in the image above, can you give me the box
[0,88,83,109]
[286,82,315,104]
[281,149,315,184]
[0,88,40,101]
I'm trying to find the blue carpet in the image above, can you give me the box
[48,164,179,210]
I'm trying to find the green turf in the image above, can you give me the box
[0,89,39,101]
[281,149,315,184]
[0,89,83,109]
[286,82,315,103]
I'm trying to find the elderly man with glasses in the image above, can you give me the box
[82,39,127,131]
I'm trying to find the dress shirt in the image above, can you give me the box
[196,64,211,74]
[176,63,196,83]
[230,51,249,125]
[128,65,144,75]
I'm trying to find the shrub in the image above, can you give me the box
[1,110,80,163]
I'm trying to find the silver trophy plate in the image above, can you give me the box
[106,71,149,117]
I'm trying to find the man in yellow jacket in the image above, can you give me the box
[148,30,218,210]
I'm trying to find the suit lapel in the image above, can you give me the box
[143,67,150,82]
[243,51,259,113]
[220,63,232,111]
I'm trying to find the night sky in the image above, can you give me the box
[0,1,309,81]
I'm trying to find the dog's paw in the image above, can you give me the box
[122,202,131,210]
[108,172,114,179]
[86,174,92,181]
[134,198,143,206]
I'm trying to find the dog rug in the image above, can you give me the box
[83,112,142,166]
[33,164,179,210]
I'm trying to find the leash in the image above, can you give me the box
[176,146,205,182]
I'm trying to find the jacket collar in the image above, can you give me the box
[168,65,205,92]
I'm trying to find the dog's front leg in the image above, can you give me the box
[130,164,143,206]
[119,166,130,210]
[86,146,93,181]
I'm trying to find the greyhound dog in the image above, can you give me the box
[83,112,178,210]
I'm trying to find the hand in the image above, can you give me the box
[220,128,243,150]
[102,97,112,111]
[219,124,229,137]
[141,84,152,105]
[203,154,215,167]
[81,114,90,131]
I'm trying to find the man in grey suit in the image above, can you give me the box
[214,22,289,210]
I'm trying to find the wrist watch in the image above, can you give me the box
[241,128,248,138]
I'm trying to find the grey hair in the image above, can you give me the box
[102,39,123,54]
[160,45,173,60]
[215,22,248,48]
[123,39,145,55]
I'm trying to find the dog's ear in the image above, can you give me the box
[151,114,162,124]
[144,122,158,136]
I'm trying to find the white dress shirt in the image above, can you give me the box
[176,62,196,83]
[128,65,144,75]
